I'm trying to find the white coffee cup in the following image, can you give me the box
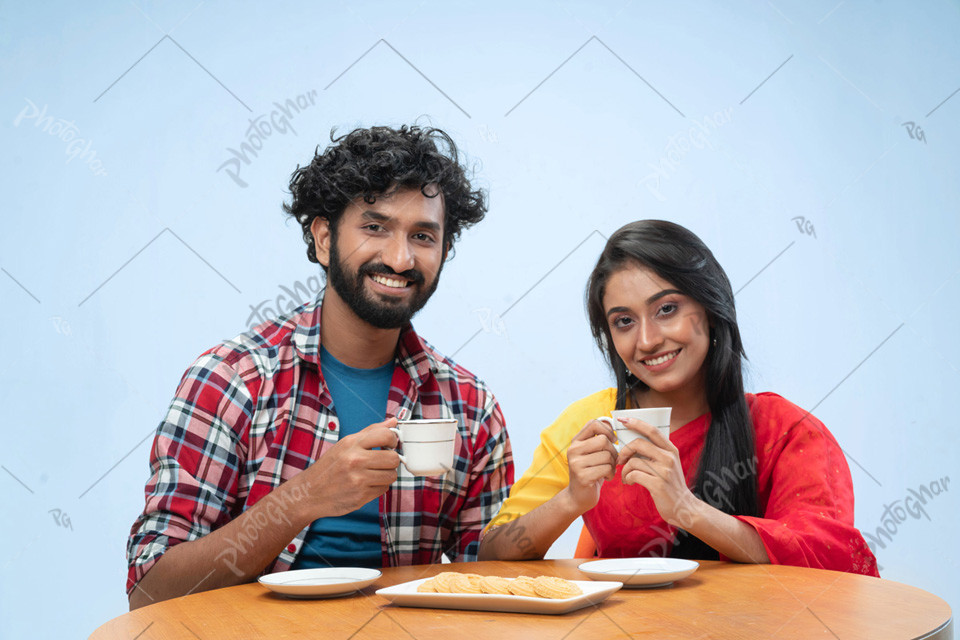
[595,407,672,451]
[389,418,457,476]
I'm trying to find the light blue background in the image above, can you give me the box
[1,1,957,637]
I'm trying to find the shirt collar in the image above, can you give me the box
[293,288,438,388]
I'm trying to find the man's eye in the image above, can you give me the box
[363,224,384,232]
[413,233,435,243]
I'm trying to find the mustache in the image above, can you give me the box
[359,263,425,285]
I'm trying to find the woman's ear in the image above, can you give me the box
[310,217,332,268]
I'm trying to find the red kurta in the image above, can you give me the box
[583,392,879,576]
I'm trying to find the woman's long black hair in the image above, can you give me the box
[586,220,760,560]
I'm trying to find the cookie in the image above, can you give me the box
[416,578,438,593]
[533,576,583,599]
[506,575,539,598]
[478,575,513,595]
[450,574,483,594]
[431,571,461,593]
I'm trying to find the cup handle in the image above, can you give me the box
[388,427,408,469]
[594,417,622,451]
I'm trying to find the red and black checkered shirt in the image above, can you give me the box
[127,291,514,594]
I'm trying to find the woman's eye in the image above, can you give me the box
[612,316,633,329]
[657,302,678,316]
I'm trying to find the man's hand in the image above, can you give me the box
[295,417,402,520]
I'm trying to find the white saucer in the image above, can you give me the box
[578,558,699,588]
[258,567,382,598]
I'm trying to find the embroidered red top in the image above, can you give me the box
[493,389,878,576]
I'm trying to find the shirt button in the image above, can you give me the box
[329,422,337,431]
[287,544,296,553]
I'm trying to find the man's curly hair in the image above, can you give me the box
[284,125,487,264]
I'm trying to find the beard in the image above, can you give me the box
[326,235,442,330]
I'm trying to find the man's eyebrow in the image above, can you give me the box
[413,220,442,232]
[360,210,390,223]
[359,210,441,232]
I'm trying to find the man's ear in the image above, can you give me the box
[310,217,332,268]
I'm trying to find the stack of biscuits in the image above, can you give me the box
[417,572,582,599]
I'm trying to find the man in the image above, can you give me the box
[127,125,514,608]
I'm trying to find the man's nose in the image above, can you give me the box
[382,236,415,273]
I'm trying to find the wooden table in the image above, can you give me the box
[90,560,953,639]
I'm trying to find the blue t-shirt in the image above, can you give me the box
[291,346,394,569]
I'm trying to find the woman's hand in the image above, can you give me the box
[616,417,701,528]
[563,419,619,514]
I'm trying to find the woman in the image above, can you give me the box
[479,220,879,575]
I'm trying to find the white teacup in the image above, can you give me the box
[595,407,672,451]
[389,418,457,476]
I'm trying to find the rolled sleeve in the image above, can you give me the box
[126,353,254,594]
[448,391,514,561]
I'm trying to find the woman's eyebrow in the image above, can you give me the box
[645,289,683,305]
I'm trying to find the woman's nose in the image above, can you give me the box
[635,318,662,353]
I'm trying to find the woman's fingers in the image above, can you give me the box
[615,436,666,467]
[569,438,617,476]
[573,419,617,444]
[570,449,617,478]
[622,466,653,487]
[616,417,674,449]
[570,431,618,461]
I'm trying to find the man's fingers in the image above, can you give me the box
[366,449,402,470]
[364,468,399,487]
[360,418,401,449]
[369,416,400,429]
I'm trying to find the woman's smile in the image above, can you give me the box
[640,348,681,370]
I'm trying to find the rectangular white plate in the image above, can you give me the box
[376,578,622,615]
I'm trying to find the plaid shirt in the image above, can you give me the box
[126,290,513,595]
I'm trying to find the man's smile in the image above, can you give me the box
[370,274,412,289]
